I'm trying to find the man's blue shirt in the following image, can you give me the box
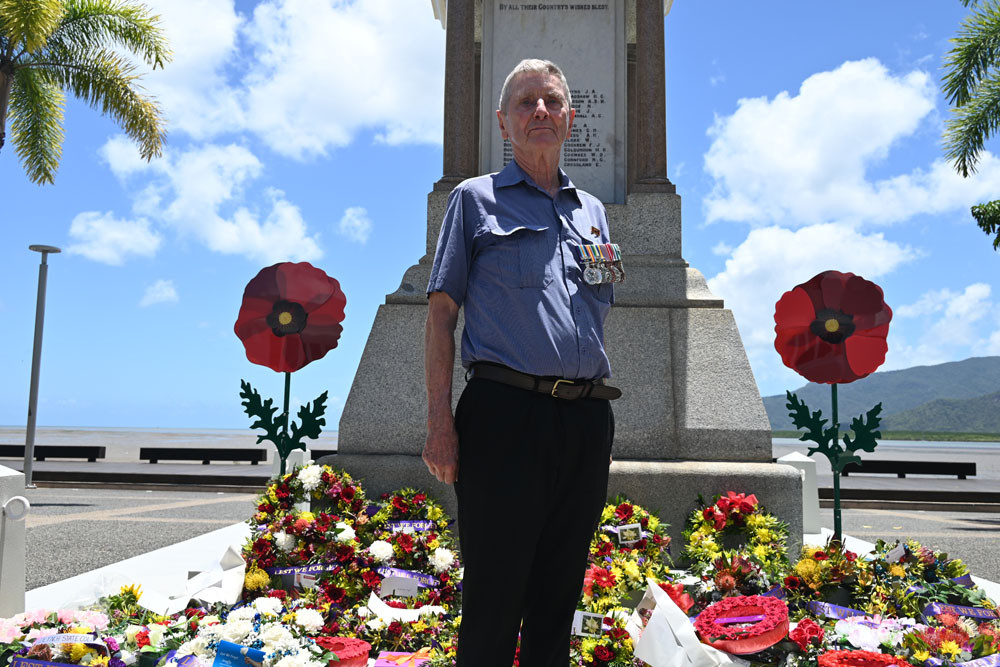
[427,160,613,379]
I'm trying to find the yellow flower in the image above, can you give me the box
[299,511,315,522]
[752,545,770,562]
[889,564,906,578]
[623,560,641,582]
[412,621,427,633]
[427,506,443,520]
[428,538,440,550]
[282,613,296,624]
[244,566,272,591]
[68,644,96,662]
[913,650,930,662]
[121,583,143,600]
[68,626,93,634]
[89,656,110,667]
[648,516,660,530]
[940,641,961,658]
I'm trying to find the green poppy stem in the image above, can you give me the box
[831,382,841,542]
[280,371,291,476]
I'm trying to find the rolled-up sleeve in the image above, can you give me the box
[428,185,476,307]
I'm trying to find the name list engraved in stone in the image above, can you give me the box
[482,1,625,202]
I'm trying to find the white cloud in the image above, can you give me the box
[240,0,445,157]
[140,279,179,307]
[886,283,994,369]
[711,241,734,256]
[338,206,373,243]
[141,0,245,138]
[66,212,162,265]
[703,58,1000,227]
[707,223,919,390]
[99,138,323,263]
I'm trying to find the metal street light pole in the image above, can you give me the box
[24,245,60,489]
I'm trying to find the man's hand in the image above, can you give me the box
[424,418,460,484]
[424,291,461,484]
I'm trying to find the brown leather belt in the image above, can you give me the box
[467,363,622,400]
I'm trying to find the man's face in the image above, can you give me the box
[497,72,575,157]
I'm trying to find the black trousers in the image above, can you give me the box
[453,377,614,667]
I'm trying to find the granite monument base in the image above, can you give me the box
[319,452,804,560]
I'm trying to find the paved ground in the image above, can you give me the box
[20,486,1000,593]
[22,487,256,590]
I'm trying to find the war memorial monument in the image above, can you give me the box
[324,0,804,547]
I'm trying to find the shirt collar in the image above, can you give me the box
[496,159,581,203]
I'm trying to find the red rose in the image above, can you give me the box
[135,630,150,648]
[392,497,410,513]
[341,486,355,501]
[387,621,403,635]
[414,493,427,503]
[790,618,825,651]
[362,571,381,589]
[593,645,615,662]
[268,589,288,600]
[396,533,414,553]
[814,551,829,561]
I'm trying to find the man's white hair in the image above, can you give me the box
[498,58,572,113]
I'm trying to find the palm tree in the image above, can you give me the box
[0,0,170,184]
[942,0,1000,249]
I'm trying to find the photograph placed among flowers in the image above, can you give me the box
[580,498,673,614]
[166,597,333,667]
[569,615,640,667]
[683,491,789,583]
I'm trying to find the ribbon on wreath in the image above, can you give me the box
[264,562,339,576]
[906,574,976,595]
[377,567,440,588]
[925,654,1000,667]
[805,601,866,620]
[922,602,999,620]
[387,520,435,532]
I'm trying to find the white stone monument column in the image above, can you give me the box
[0,465,29,615]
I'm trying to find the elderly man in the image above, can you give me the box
[423,58,620,666]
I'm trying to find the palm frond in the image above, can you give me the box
[971,199,1000,250]
[944,71,1000,176]
[47,0,171,69]
[0,0,64,55]
[32,45,165,160]
[942,0,1000,107]
[9,67,64,184]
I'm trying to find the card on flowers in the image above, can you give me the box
[617,523,642,545]
[380,575,419,598]
[373,650,432,667]
[212,641,265,667]
[572,610,606,637]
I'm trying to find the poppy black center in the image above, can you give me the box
[266,300,308,337]
[810,308,855,344]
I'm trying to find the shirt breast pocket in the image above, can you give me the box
[485,216,553,289]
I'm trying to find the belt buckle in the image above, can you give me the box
[551,378,571,398]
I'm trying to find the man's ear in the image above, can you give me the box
[497,109,508,140]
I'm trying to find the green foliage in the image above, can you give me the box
[240,379,284,449]
[972,198,1000,249]
[942,0,1000,177]
[785,391,882,473]
[0,0,171,183]
[240,380,327,474]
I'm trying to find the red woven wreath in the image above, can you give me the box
[817,650,910,667]
[774,270,891,384]
[694,595,789,655]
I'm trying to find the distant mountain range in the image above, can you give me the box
[763,356,1000,433]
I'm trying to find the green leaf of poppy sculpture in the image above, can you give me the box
[235,262,346,475]
[774,270,892,540]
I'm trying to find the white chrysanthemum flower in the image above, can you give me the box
[252,596,284,617]
[366,617,386,631]
[431,547,455,572]
[176,636,211,660]
[227,607,257,623]
[293,608,325,634]
[274,531,297,552]
[259,623,296,653]
[298,465,322,492]
[335,522,356,542]
[369,540,393,562]
[220,619,253,644]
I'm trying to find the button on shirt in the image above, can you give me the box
[427,160,614,380]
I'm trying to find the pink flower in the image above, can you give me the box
[57,609,76,624]
[0,621,22,643]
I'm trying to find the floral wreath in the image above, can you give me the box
[693,595,789,655]
[581,497,672,613]
[784,540,863,607]
[683,491,789,581]
[252,463,371,528]
[243,508,359,575]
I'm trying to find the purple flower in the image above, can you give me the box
[110,658,127,667]
[104,637,120,652]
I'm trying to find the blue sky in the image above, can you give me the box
[3,0,999,429]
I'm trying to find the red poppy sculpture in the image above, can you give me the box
[773,270,892,540]
[235,262,346,475]
[774,271,891,384]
